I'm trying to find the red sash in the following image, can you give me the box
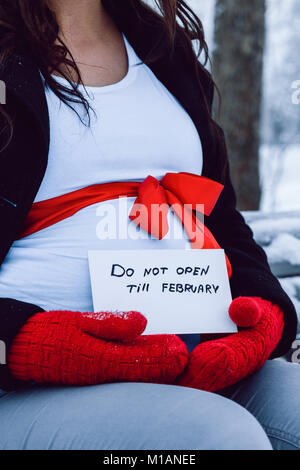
[19,172,232,277]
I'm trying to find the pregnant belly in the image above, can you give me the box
[0,198,191,311]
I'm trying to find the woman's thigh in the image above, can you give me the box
[0,382,271,450]
[223,360,300,450]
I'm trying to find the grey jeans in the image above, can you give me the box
[0,360,299,450]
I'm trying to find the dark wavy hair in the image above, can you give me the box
[0,0,226,176]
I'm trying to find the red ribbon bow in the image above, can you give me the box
[129,173,232,277]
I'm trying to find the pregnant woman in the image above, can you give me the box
[0,0,299,450]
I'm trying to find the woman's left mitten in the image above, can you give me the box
[177,297,284,392]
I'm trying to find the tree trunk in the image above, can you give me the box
[212,0,265,210]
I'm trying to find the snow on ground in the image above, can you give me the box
[247,214,300,245]
[265,233,300,266]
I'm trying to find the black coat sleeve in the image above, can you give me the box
[0,298,44,390]
[205,162,298,358]
[0,76,46,390]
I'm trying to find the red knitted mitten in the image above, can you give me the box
[177,297,284,392]
[8,310,188,385]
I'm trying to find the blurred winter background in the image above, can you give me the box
[189,0,300,212]
[189,0,300,348]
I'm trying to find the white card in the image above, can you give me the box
[88,249,237,335]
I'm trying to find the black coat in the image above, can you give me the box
[0,8,297,390]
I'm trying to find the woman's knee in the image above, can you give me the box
[0,382,271,450]
[227,360,300,450]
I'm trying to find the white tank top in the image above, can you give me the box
[0,35,203,312]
